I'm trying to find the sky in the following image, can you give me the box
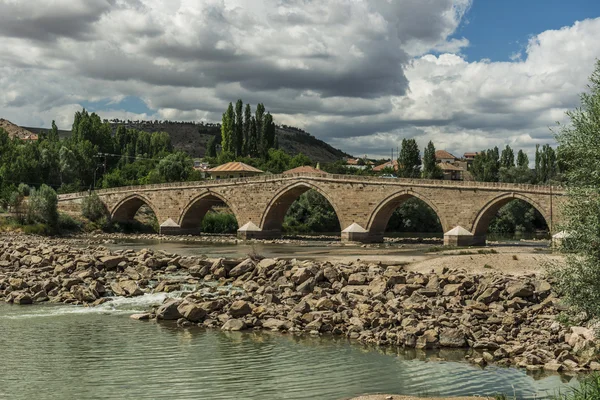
[1,0,599,160]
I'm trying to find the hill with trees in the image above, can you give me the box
[26,118,349,163]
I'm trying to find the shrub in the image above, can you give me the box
[81,192,108,222]
[202,212,238,233]
[27,184,58,229]
[58,213,82,231]
[22,223,51,235]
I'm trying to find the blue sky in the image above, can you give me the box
[454,0,600,61]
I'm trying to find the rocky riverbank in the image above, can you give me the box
[0,237,597,373]
[0,230,445,247]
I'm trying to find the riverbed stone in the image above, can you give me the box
[156,299,182,320]
[229,259,255,277]
[130,313,152,320]
[222,318,246,331]
[177,301,207,322]
[229,300,252,317]
[439,328,467,348]
[100,256,126,270]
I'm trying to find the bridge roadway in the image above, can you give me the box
[57,172,565,245]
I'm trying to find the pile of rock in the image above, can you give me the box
[0,239,598,372]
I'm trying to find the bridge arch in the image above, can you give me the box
[111,194,159,223]
[260,181,344,235]
[179,191,240,234]
[471,192,551,244]
[366,190,448,241]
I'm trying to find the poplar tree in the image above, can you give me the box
[234,99,244,156]
[397,138,421,178]
[500,145,515,168]
[517,150,529,168]
[422,141,443,179]
[261,112,276,158]
[249,116,258,157]
[243,103,251,156]
[220,103,235,154]
[255,103,265,152]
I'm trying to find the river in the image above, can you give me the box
[0,295,575,400]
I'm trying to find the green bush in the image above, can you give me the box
[202,212,238,233]
[81,192,108,222]
[27,184,58,229]
[22,223,51,235]
[58,213,82,231]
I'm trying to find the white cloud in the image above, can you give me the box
[0,0,598,163]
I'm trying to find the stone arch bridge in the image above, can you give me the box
[57,173,565,245]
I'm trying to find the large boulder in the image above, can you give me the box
[229,259,255,278]
[222,319,246,331]
[13,292,33,305]
[348,273,367,285]
[477,288,500,304]
[229,300,252,317]
[119,280,143,297]
[177,301,207,322]
[262,318,289,330]
[156,299,183,320]
[506,282,534,299]
[71,286,97,303]
[439,328,467,348]
[9,278,27,290]
[291,268,312,285]
[100,255,126,270]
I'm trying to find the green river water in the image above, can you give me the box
[0,295,575,400]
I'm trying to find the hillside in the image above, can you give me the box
[24,121,350,163]
[0,119,38,140]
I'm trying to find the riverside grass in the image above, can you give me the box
[494,373,600,399]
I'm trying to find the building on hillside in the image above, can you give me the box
[346,157,374,170]
[463,152,479,170]
[372,160,398,173]
[193,160,211,178]
[438,162,464,181]
[283,165,326,175]
[208,162,263,179]
[435,150,457,164]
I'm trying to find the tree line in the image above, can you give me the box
[380,138,561,184]
[208,100,277,159]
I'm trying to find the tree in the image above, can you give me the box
[248,116,258,157]
[81,192,108,222]
[221,103,235,153]
[157,152,193,182]
[397,138,421,178]
[517,150,529,168]
[49,120,60,142]
[535,144,557,183]
[27,184,59,229]
[261,112,276,158]
[290,153,312,169]
[422,141,443,179]
[472,147,500,182]
[206,136,218,158]
[500,145,515,169]
[255,103,265,153]
[243,103,251,156]
[551,60,600,316]
[234,99,244,156]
